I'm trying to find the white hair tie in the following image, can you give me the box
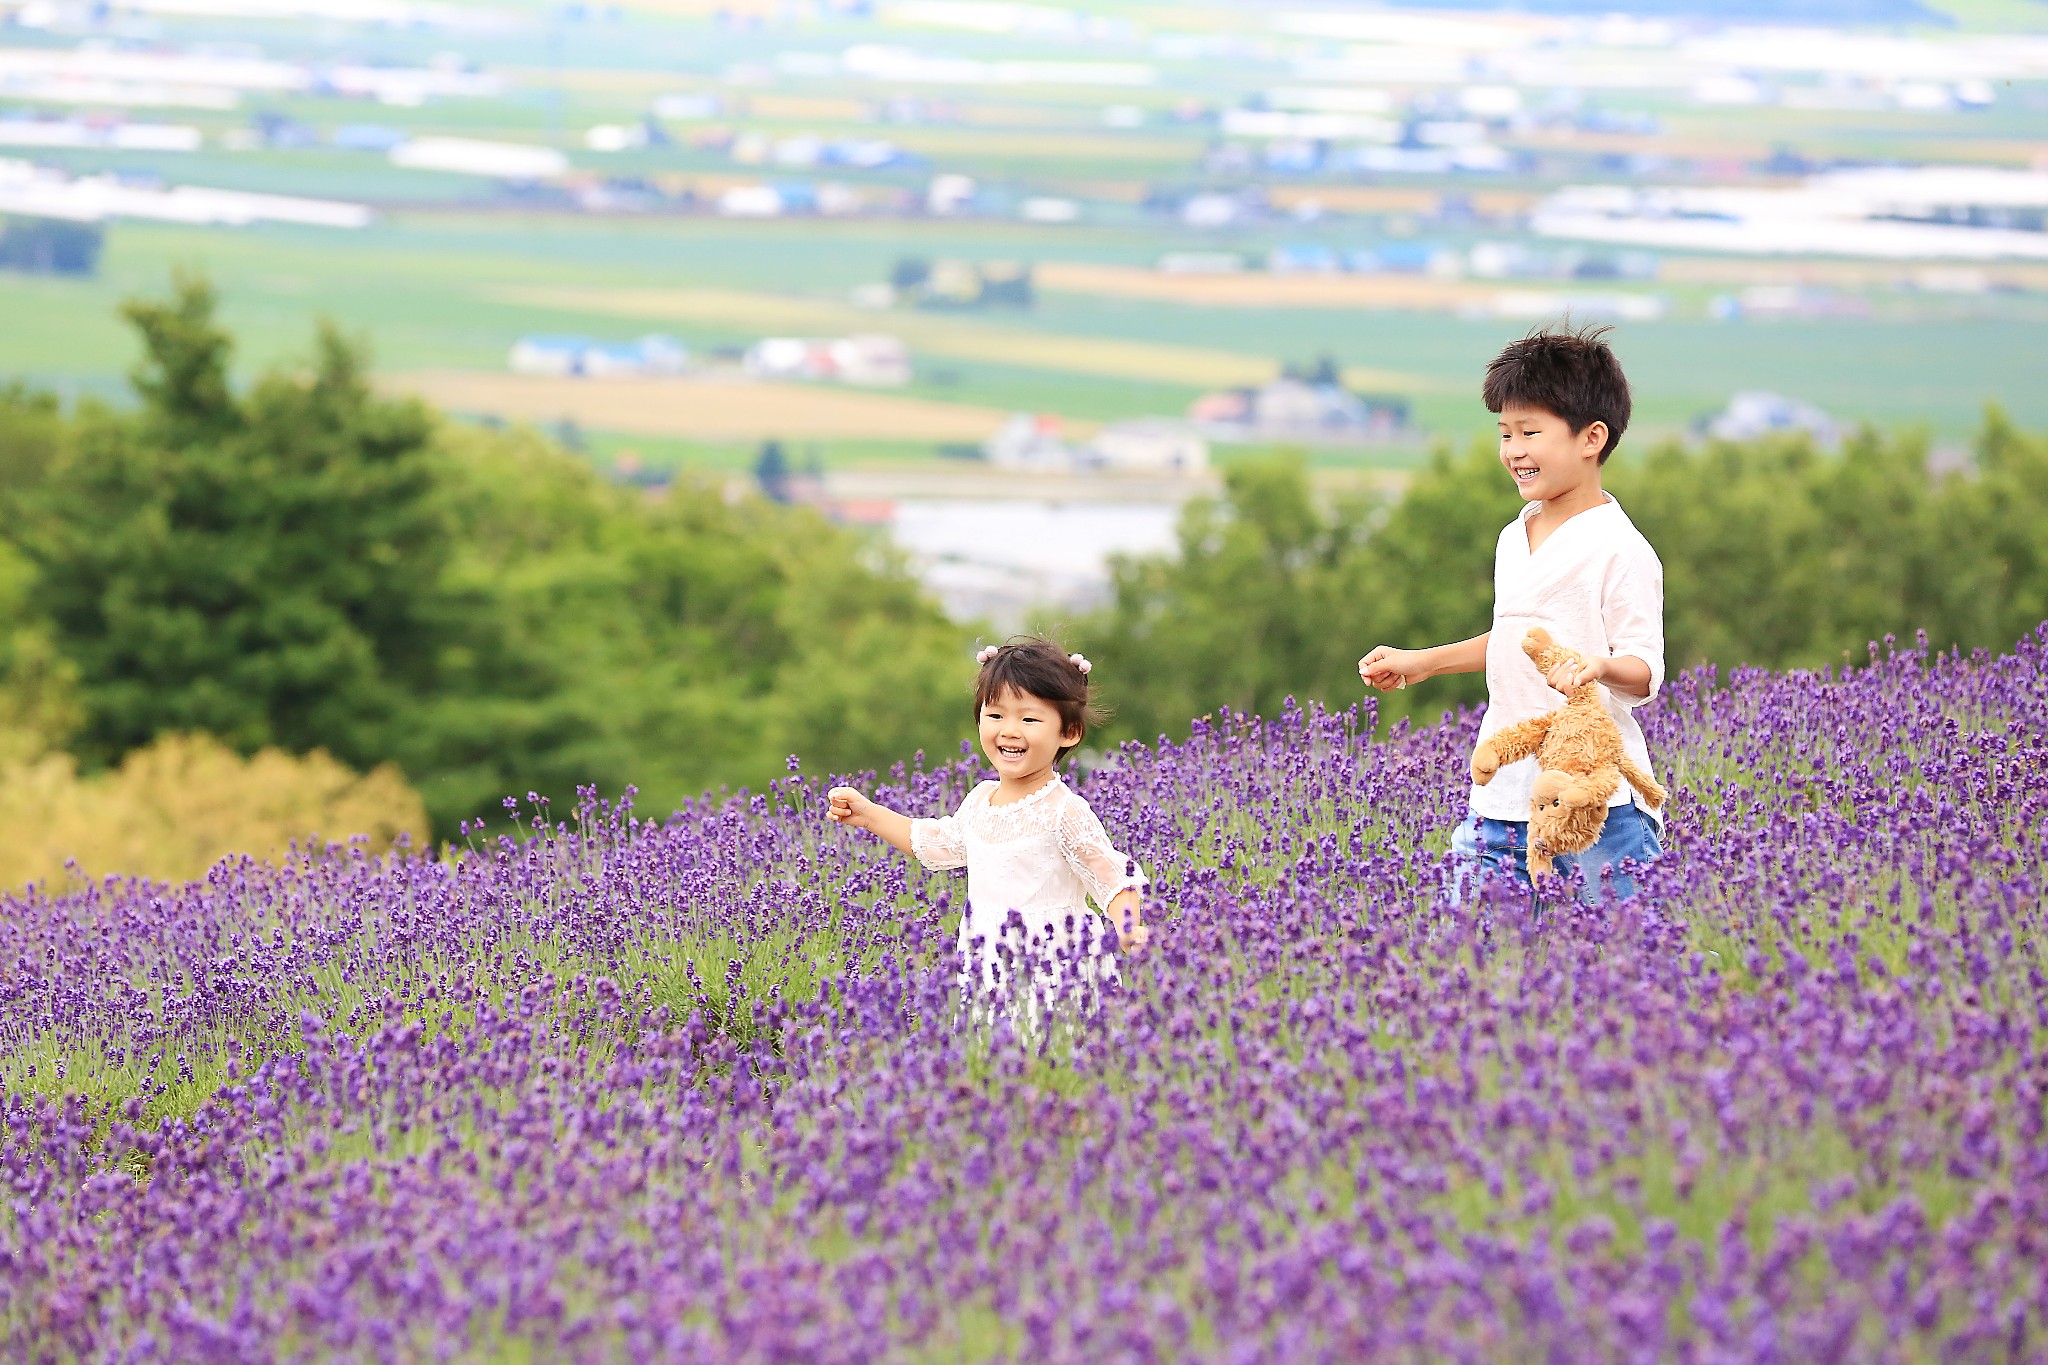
[1069,653,1092,675]
[975,645,1000,665]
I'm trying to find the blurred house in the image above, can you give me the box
[1268,242,1340,273]
[717,184,785,217]
[1019,196,1079,224]
[1701,391,1841,448]
[509,334,687,377]
[1158,251,1245,274]
[333,124,407,152]
[389,137,568,179]
[1191,378,1410,443]
[884,257,1034,310]
[1347,241,1460,276]
[985,413,1072,471]
[1083,420,1208,474]
[0,216,102,275]
[744,334,911,386]
[927,173,976,216]
[983,415,1208,474]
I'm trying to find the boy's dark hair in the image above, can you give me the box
[1482,323,1633,463]
[973,637,1105,763]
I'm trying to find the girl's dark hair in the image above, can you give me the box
[1482,322,1633,463]
[972,637,1105,763]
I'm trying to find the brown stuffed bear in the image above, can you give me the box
[1470,626,1667,876]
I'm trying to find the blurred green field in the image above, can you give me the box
[1,210,2042,462]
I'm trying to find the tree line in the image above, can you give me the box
[3,278,2043,843]
[0,278,973,837]
[1072,414,2048,741]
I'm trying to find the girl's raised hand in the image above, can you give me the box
[826,785,871,828]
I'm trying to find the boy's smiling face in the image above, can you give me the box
[1498,402,1607,504]
[979,684,1078,783]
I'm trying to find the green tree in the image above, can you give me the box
[1081,415,2048,749]
[13,276,452,770]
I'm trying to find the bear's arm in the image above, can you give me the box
[1472,715,1553,784]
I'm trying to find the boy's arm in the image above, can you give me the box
[1360,632,1488,690]
[1593,548,1665,705]
[1549,652,1653,701]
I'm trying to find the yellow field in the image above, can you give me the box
[391,370,1024,441]
[486,284,1435,392]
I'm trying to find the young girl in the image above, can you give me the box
[827,638,1148,1004]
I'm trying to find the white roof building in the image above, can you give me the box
[1082,420,1208,474]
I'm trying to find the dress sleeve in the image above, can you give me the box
[1055,795,1148,910]
[909,790,973,871]
[1603,543,1665,709]
[910,815,967,871]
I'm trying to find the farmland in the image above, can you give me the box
[0,0,2043,474]
[4,214,2045,463]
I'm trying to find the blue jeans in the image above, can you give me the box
[1448,803,1663,904]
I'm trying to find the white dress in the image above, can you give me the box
[910,776,1147,1004]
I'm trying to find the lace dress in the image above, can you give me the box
[910,776,1147,1001]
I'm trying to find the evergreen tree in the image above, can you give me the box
[15,276,452,770]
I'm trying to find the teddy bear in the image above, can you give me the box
[1470,626,1667,876]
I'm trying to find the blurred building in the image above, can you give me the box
[1701,391,1842,448]
[509,334,687,378]
[984,414,1208,474]
[744,334,911,386]
[1190,379,1410,444]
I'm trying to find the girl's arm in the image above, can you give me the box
[1359,632,1489,690]
[827,786,917,856]
[1056,801,1150,954]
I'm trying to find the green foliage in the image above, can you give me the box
[407,425,972,823]
[0,278,975,835]
[10,275,451,770]
[1081,416,2048,744]
[1079,445,1506,741]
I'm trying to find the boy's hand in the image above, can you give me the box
[1358,645,1422,691]
[827,785,875,829]
[1545,654,1605,693]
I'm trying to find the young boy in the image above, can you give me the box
[1358,325,1665,900]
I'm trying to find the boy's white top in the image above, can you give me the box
[1472,492,1666,823]
[910,776,1146,947]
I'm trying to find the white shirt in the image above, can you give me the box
[911,776,1146,990]
[1470,493,1666,824]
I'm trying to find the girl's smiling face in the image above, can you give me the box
[979,685,1080,784]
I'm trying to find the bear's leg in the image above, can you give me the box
[1616,754,1668,810]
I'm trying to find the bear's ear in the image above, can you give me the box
[1560,779,1602,808]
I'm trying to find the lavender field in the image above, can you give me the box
[3,628,2045,1363]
